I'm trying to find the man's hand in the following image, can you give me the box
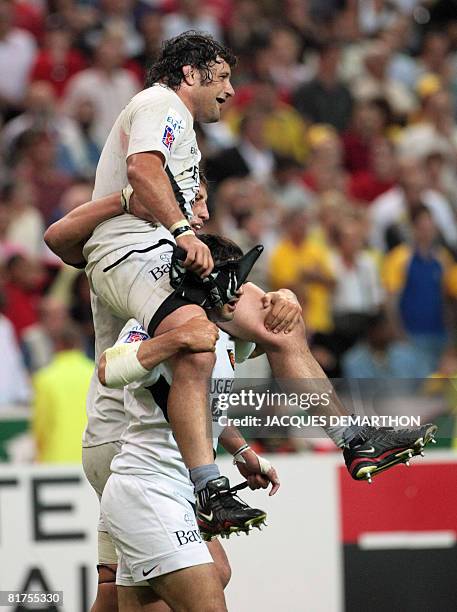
[178,316,219,353]
[263,289,302,334]
[235,448,280,496]
[176,233,214,277]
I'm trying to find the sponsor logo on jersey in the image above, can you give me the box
[174,529,203,546]
[166,111,185,134]
[184,512,196,527]
[149,261,171,281]
[126,330,149,343]
[162,125,175,150]
[160,252,172,263]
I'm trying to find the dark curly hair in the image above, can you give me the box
[145,31,237,90]
[198,233,243,265]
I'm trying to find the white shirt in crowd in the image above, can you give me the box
[369,186,457,252]
[64,68,140,148]
[0,28,36,104]
[331,252,383,315]
[0,315,31,406]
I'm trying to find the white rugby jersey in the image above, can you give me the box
[110,319,255,501]
[83,84,201,265]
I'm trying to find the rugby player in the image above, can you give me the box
[97,234,278,612]
[68,31,264,530]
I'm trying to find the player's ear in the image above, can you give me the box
[182,65,196,86]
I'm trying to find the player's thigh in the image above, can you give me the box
[206,539,231,588]
[82,441,122,498]
[101,475,213,586]
[149,563,227,612]
[117,586,170,612]
[82,442,121,564]
[89,239,175,328]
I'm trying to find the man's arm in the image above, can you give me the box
[218,425,280,496]
[44,193,125,266]
[98,317,219,387]
[127,152,213,276]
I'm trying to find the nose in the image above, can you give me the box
[225,80,235,99]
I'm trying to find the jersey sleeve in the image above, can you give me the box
[126,95,187,166]
[117,319,150,346]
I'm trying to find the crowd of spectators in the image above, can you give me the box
[1,0,457,457]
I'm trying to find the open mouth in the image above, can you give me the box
[216,97,226,105]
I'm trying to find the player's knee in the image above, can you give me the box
[216,558,232,589]
[175,349,216,376]
[259,317,308,351]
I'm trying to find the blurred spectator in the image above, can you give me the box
[398,88,457,203]
[223,79,308,164]
[358,0,398,36]
[1,181,45,258]
[342,98,391,173]
[269,208,335,334]
[0,283,32,405]
[331,216,384,342]
[84,0,144,58]
[270,156,315,211]
[342,310,429,380]
[2,81,57,156]
[30,19,87,98]
[0,0,36,120]
[134,10,164,72]
[301,124,347,195]
[32,321,93,462]
[350,40,416,120]
[400,84,457,156]
[370,156,457,252]
[69,272,94,359]
[22,296,70,372]
[163,0,222,42]
[348,137,397,205]
[1,80,99,178]
[382,205,457,372]
[267,26,311,96]
[64,32,140,148]
[225,0,271,54]
[0,191,17,261]
[292,42,353,132]
[206,109,274,186]
[3,253,45,339]
[12,129,72,225]
[416,31,453,88]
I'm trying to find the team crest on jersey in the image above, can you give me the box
[162,125,175,150]
[126,330,149,343]
[227,349,235,370]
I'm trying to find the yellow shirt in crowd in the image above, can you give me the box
[269,238,334,333]
[382,244,457,297]
[32,349,93,463]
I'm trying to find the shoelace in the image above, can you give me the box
[211,481,250,510]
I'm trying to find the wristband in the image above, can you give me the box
[169,219,190,234]
[121,185,133,213]
[173,226,194,239]
[233,443,251,464]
